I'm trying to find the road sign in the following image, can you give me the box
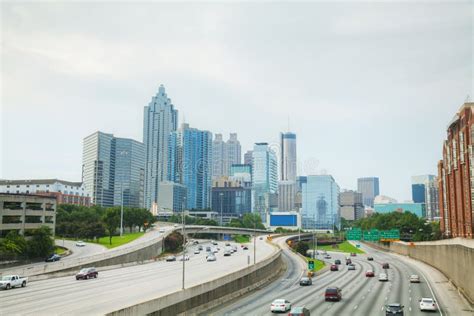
[380,229,400,241]
[308,260,315,271]
[347,228,362,240]
[363,229,380,241]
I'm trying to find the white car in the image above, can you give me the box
[206,254,217,262]
[75,241,86,247]
[410,274,420,283]
[179,255,190,261]
[270,299,291,312]
[379,273,388,281]
[159,228,165,233]
[194,249,200,254]
[0,275,28,290]
[419,298,437,311]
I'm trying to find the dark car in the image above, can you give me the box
[330,264,339,271]
[289,306,310,316]
[76,267,98,280]
[299,277,312,286]
[367,256,374,261]
[45,254,61,262]
[334,259,341,265]
[346,258,352,265]
[243,246,249,250]
[350,252,357,257]
[382,263,390,269]
[366,270,375,277]
[325,287,342,301]
[385,303,404,315]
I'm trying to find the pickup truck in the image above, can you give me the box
[0,275,28,290]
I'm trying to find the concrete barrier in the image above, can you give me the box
[366,239,474,305]
[106,250,284,316]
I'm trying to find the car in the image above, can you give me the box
[225,242,231,246]
[334,259,341,265]
[198,245,203,250]
[379,273,389,281]
[0,275,28,290]
[243,245,249,250]
[206,254,217,262]
[330,264,339,271]
[299,277,312,286]
[179,255,190,261]
[270,299,291,312]
[165,255,176,262]
[159,228,165,233]
[410,274,420,283]
[382,263,390,269]
[288,306,310,316]
[345,258,352,265]
[259,237,263,240]
[212,247,219,253]
[350,252,357,257]
[75,241,86,247]
[232,245,238,252]
[324,287,342,301]
[324,255,331,259]
[193,240,199,245]
[385,303,404,315]
[348,264,356,270]
[45,254,61,262]
[194,249,200,254]
[366,270,375,277]
[75,267,98,280]
[206,246,211,252]
[174,224,179,228]
[367,256,374,261]
[419,298,437,312]
[223,250,232,256]
[212,241,218,245]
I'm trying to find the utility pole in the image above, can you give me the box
[253,216,257,265]
[181,197,187,290]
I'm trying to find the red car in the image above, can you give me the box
[350,252,357,257]
[330,264,339,271]
[325,287,342,301]
[75,267,98,280]
[365,270,375,277]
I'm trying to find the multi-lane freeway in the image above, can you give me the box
[210,239,448,316]
[0,238,275,315]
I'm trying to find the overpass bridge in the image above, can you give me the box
[179,225,270,236]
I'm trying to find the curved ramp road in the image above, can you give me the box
[0,238,275,315]
[211,240,450,316]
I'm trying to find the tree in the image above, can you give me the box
[164,231,184,252]
[295,241,310,257]
[242,213,265,230]
[103,208,120,245]
[26,226,55,258]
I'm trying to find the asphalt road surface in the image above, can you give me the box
[210,239,445,316]
[0,238,275,315]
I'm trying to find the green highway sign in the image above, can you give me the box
[380,229,401,241]
[347,228,362,240]
[363,229,380,241]
[308,260,315,270]
[346,228,400,242]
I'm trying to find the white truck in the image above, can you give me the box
[0,275,28,290]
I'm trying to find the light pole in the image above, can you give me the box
[181,198,186,290]
[119,150,129,237]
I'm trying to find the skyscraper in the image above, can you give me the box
[411,175,439,220]
[143,85,178,209]
[168,123,212,210]
[280,132,297,181]
[302,175,340,230]
[357,177,380,208]
[251,143,278,220]
[340,190,364,221]
[82,131,145,208]
[212,133,241,179]
[244,150,253,166]
[438,102,474,238]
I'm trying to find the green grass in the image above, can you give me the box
[54,246,66,255]
[305,257,325,272]
[316,241,365,254]
[233,235,250,243]
[96,232,145,249]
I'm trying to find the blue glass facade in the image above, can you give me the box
[168,124,212,210]
[251,143,278,219]
[302,175,340,230]
[374,203,426,218]
[411,184,426,203]
[270,214,297,227]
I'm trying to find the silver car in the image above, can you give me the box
[206,254,217,262]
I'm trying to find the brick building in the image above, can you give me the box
[438,102,474,239]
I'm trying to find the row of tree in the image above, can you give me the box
[57,205,155,244]
[350,211,441,241]
[0,227,55,260]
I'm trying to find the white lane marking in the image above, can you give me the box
[381,306,384,311]
[409,307,412,312]
[385,296,388,301]
[409,297,412,301]
[354,305,358,310]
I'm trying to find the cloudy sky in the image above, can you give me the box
[1,1,473,201]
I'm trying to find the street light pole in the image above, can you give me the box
[182,206,186,290]
[120,180,124,237]
[253,216,257,265]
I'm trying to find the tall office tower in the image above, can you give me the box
[251,143,278,220]
[244,150,253,166]
[168,123,212,210]
[357,177,380,208]
[438,102,474,238]
[280,132,297,181]
[82,131,145,207]
[411,175,439,220]
[340,190,364,221]
[114,138,146,208]
[278,180,296,211]
[302,175,340,230]
[212,133,241,179]
[230,164,252,183]
[143,84,178,209]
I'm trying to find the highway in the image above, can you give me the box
[210,239,446,316]
[0,238,275,315]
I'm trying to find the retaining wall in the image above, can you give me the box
[367,239,474,304]
[106,250,284,316]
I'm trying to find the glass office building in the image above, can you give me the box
[374,203,426,218]
[357,177,380,208]
[302,175,340,230]
[168,123,212,210]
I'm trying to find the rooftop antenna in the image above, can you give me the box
[465,95,471,103]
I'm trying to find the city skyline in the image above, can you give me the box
[2,2,473,202]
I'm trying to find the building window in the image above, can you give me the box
[452,139,457,170]
[460,132,465,164]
